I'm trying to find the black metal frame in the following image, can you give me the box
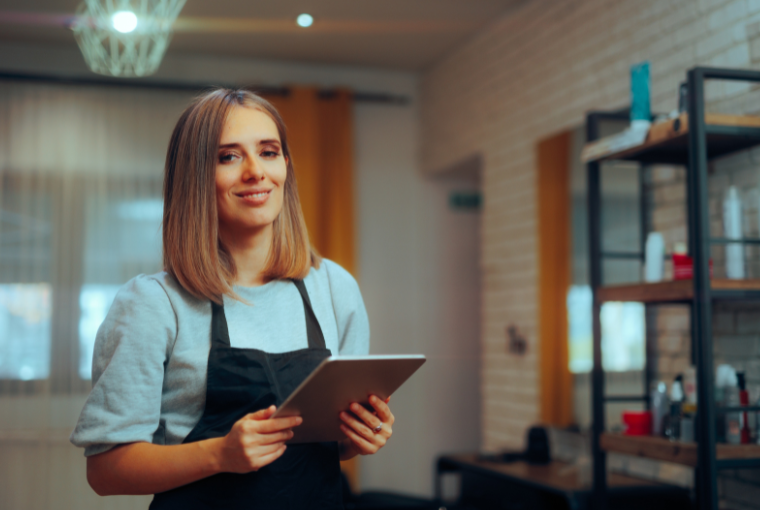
[586,66,760,510]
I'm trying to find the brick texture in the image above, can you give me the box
[420,0,760,501]
[421,0,760,450]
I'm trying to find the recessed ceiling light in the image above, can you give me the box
[111,10,138,33]
[296,13,313,28]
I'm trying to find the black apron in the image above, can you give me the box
[150,280,343,510]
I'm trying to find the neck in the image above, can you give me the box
[219,224,274,287]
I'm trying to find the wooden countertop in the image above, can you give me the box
[439,453,669,493]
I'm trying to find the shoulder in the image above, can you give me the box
[117,272,172,304]
[309,259,359,290]
[305,259,362,302]
[304,259,366,321]
[117,272,206,314]
[105,274,172,324]
[102,272,205,351]
[306,260,369,355]
[92,273,186,384]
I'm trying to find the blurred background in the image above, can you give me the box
[2,1,760,509]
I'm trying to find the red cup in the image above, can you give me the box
[622,410,653,436]
[672,254,713,280]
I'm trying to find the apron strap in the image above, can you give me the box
[210,301,231,347]
[209,280,327,350]
[292,279,327,350]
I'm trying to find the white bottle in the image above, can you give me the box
[670,376,684,402]
[645,232,664,282]
[723,186,745,279]
[651,381,670,437]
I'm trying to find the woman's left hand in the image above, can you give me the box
[339,395,394,459]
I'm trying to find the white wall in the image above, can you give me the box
[0,41,483,503]
[355,102,483,495]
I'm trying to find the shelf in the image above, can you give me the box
[585,113,760,164]
[587,69,760,508]
[597,279,760,303]
[600,433,760,468]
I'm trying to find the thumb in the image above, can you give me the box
[250,405,277,420]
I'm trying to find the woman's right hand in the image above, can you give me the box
[214,405,302,473]
[87,406,301,496]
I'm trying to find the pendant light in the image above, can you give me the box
[71,0,186,78]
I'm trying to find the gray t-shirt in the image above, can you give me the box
[70,259,369,456]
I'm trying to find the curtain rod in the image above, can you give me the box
[0,71,410,105]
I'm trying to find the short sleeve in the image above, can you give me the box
[323,260,370,356]
[70,275,177,456]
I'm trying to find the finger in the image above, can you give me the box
[340,424,376,454]
[368,395,393,423]
[249,406,277,421]
[349,402,383,429]
[256,416,302,433]
[340,411,378,443]
[256,429,294,445]
[384,396,391,404]
[250,441,287,456]
[254,444,287,468]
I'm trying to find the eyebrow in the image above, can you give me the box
[218,139,281,149]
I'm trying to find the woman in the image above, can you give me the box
[70,89,393,509]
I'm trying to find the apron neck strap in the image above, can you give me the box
[210,280,327,350]
[292,279,327,350]
[210,300,231,346]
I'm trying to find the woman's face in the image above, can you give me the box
[215,105,287,238]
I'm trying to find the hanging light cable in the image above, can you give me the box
[71,0,186,78]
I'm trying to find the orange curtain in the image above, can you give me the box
[261,87,359,488]
[262,87,357,277]
[537,131,574,427]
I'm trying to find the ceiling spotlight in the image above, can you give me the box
[111,10,138,33]
[296,13,313,28]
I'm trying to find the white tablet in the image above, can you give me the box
[271,355,426,444]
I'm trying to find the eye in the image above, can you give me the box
[219,152,239,164]
[261,150,280,158]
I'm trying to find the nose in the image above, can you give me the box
[241,155,265,182]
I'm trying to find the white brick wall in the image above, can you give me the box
[421,0,760,451]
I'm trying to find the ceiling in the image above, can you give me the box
[0,0,521,70]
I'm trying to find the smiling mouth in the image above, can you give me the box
[237,190,272,199]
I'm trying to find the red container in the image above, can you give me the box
[672,254,713,280]
[622,410,653,436]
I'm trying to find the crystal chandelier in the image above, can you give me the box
[71,0,186,78]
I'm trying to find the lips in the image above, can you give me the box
[236,189,272,205]
[239,190,270,199]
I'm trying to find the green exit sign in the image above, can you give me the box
[449,191,481,211]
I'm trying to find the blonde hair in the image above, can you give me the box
[162,89,320,303]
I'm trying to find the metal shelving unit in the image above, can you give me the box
[586,67,760,510]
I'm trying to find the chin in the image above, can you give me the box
[243,215,278,231]
[220,207,281,234]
